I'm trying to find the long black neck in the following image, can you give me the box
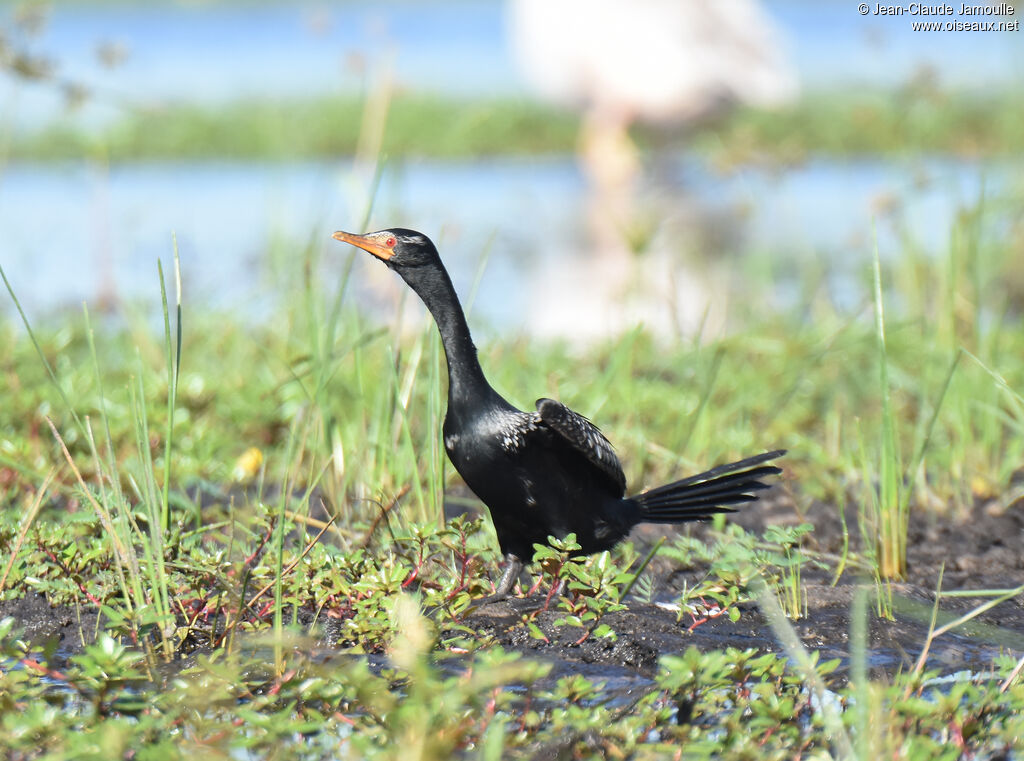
[400,263,493,406]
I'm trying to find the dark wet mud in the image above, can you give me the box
[0,592,101,653]
[454,492,1024,684]
[3,491,1022,688]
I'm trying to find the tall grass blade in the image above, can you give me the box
[899,350,961,517]
[158,242,183,532]
[751,573,853,760]
[963,349,1024,412]
[680,346,723,457]
[1,264,85,434]
[850,584,869,760]
[82,304,141,611]
[128,366,175,659]
[0,469,56,593]
[871,243,904,579]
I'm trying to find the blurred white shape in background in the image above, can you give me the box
[509,0,797,126]
[506,0,798,340]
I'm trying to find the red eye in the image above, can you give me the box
[386,237,396,248]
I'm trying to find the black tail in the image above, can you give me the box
[631,450,785,524]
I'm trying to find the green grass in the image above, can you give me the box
[2,137,1024,757]
[0,173,1020,567]
[5,14,1024,751]
[0,263,1021,753]
[689,88,1024,165]
[9,88,1024,162]
[10,95,581,161]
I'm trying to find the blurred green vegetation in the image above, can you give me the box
[2,179,1022,561]
[2,176,1024,757]
[3,7,1024,751]
[692,90,1024,166]
[9,96,580,160]
[3,88,1024,759]
[9,90,1024,161]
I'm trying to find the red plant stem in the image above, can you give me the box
[39,545,105,608]
[20,658,69,683]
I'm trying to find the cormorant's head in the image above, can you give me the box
[332,228,438,269]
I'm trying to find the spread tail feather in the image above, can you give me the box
[631,450,785,524]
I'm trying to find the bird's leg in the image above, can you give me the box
[473,554,523,605]
[493,554,524,597]
[422,554,525,618]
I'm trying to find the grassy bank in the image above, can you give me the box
[9,95,580,161]
[2,170,1024,756]
[688,88,1024,165]
[3,204,1022,530]
[9,89,1024,162]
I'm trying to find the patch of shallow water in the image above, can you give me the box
[3,157,1018,339]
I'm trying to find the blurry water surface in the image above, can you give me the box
[1,2,1021,334]
[2,155,1016,334]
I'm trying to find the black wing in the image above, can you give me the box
[535,397,627,495]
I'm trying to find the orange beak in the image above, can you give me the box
[332,230,395,261]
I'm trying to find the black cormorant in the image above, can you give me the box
[334,228,784,599]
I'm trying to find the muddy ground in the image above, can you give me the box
[458,492,1024,689]
[3,491,1023,687]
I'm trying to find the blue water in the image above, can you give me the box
[0,156,581,328]
[1,2,1020,332]
[2,155,1016,333]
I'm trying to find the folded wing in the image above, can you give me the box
[535,397,627,495]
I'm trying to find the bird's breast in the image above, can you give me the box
[442,408,538,489]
